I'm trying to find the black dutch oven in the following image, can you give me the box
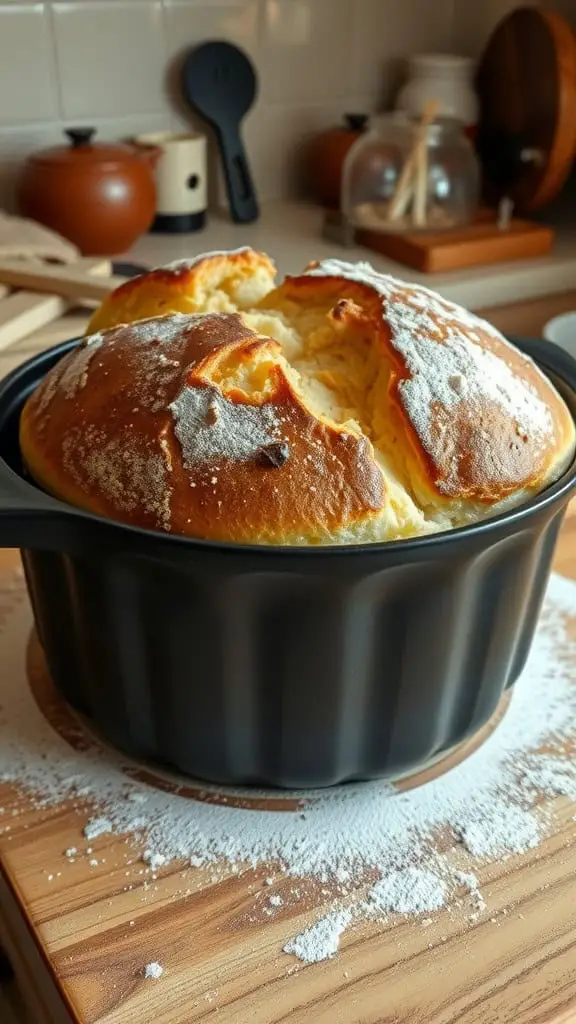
[0,336,575,788]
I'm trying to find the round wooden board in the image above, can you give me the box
[477,6,576,212]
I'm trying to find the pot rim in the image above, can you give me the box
[2,334,576,558]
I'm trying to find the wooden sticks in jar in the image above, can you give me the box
[387,101,439,227]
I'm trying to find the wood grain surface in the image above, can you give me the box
[0,261,125,305]
[0,294,576,1024]
[477,6,576,212]
[0,258,112,353]
[356,216,554,274]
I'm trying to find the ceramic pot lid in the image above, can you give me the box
[476,7,576,213]
[28,128,152,171]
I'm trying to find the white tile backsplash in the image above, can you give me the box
[163,0,259,62]
[259,0,355,104]
[1,0,575,209]
[51,1,168,119]
[0,5,59,125]
[350,0,456,107]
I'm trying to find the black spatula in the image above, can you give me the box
[181,41,259,224]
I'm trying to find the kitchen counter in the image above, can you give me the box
[0,289,576,1024]
[127,200,576,312]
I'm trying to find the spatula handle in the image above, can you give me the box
[217,125,259,224]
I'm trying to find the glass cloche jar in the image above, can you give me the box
[342,112,480,234]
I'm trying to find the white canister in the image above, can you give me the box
[396,54,479,138]
[134,132,207,233]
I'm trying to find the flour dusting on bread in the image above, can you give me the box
[170,385,282,466]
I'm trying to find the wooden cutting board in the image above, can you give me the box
[0,258,125,353]
[0,518,576,1024]
[477,7,576,212]
[356,214,554,274]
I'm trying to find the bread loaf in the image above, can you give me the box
[20,247,576,545]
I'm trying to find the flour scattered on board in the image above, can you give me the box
[366,866,447,916]
[0,573,575,965]
[144,962,164,980]
[283,909,353,964]
[83,817,113,840]
[143,849,167,870]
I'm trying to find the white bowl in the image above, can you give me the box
[543,312,576,358]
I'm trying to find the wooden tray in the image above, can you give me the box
[356,216,554,274]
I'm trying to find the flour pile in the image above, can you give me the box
[0,570,575,964]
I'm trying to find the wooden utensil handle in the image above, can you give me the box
[0,261,125,302]
[0,259,112,352]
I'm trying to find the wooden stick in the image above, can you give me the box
[413,134,429,227]
[388,101,439,224]
[0,260,125,302]
[387,147,417,222]
[0,259,113,353]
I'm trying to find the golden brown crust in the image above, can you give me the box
[20,311,386,544]
[86,247,276,334]
[20,248,576,545]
